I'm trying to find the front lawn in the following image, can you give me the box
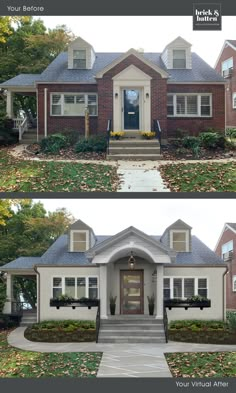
[165,352,236,377]
[0,150,119,192]
[159,162,236,192]
[0,329,102,378]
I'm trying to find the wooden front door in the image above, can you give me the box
[120,270,144,314]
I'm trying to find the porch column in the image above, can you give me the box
[3,273,14,313]
[100,265,108,319]
[6,90,14,118]
[156,264,164,319]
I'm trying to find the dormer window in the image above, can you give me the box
[170,230,189,252]
[73,49,86,69]
[173,50,186,69]
[71,230,89,251]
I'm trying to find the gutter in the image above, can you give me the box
[33,266,40,323]
[223,266,229,321]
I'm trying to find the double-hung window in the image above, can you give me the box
[222,57,233,76]
[73,49,86,69]
[163,277,208,299]
[232,93,236,109]
[173,50,186,69]
[52,276,98,299]
[167,94,212,117]
[51,93,98,116]
[221,240,233,260]
[170,230,189,252]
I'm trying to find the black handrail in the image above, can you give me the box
[96,300,100,343]
[106,119,112,155]
[163,303,168,343]
[153,119,162,148]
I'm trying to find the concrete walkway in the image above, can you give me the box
[7,327,236,378]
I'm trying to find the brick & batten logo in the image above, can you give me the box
[193,3,221,30]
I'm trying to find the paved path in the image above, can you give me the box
[117,161,170,192]
[7,328,236,378]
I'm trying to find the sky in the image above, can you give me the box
[39,15,236,67]
[36,198,236,251]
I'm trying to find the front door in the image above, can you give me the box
[120,270,144,314]
[123,89,140,130]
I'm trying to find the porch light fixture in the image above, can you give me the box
[115,93,118,98]
[128,251,136,270]
[146,92,149,99]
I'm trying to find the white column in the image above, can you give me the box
[6,90,14,118]
[3,273,14,313]
[156,264,164,319]
[44,88,48,137]
[100,265,108,319]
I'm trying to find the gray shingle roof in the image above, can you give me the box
[227,40,236,48]
[0,74,41,87]
[0,51,224,87]
[227,223,236,231]
[1,233,224,270]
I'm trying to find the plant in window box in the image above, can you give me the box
[164,296,211,310]
[147,293,155,315]
[109,294,117,315]
[140,131,156,140]
[78,297,99,308]
[50,294,75,308]
[110,131,125,140]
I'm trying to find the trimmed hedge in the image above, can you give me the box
[75,135,107,153]
[168,330,236,344]
[25,328,96,342]
[0,314,21,329]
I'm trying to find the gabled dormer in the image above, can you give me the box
[68,219,96,252]
[68,37,96,70]
[161,219,192,252]
[161,36,192,70]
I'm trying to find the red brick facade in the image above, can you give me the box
[215,226,236,310]
[215,44,236,127]
[37,55,225,139]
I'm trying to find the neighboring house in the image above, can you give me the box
[1,218,226,327]
[215,40,236,128]
[1,36,225,145]
[215,223,236,311]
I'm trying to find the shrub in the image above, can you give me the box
[75,135,107,153]
[0,282,6,313]
[227,311,236,331]
[182,136,201,158]
[169,319,226,331]
[60,129,79,146]
[40,133,68,154]
[226,128,236,142]
[200,132,226,149]
[0,116,17,146]
[30,320,96,331]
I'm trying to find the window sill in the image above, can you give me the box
[50,115,98,118]
[167,116,212,119]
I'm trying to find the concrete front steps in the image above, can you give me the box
[98,315,166,343]
[107,139,162,161]
[20,312,37,327]
[19,129,38,144]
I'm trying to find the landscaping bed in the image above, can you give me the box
[24,320,96,343]
[0,329,102,377]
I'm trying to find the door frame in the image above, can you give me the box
[122,88,142,131]
[120,270,144,314]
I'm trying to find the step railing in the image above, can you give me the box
[106,119,112,155]
[13,118,23,130]
[153,119,162,148]
[163,303,168,343]
[19,117,28,141]
[95,300,100,343]
[11,301,32,315]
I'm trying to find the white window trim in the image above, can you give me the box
[170,229,189,252]
[70,229,89,252]
[172,49,187,69]
[50,93,98,117]
[232,93,236,109]
[73,49,87,69]
[51,275,99,299]
[167,93,212,118]
[233,276,236,292]
[164,276,208,299]
[221,57,233,74]
[221,240,233,258]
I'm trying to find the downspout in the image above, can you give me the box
[223,266,229,321]
[33,266,40,323]
[44,88,48,137]
[36,87,39,142]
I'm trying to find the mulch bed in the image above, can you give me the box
[19,142,236,161]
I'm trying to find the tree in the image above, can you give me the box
[0,200,12,226]
[0,200,74,308]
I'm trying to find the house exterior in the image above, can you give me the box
[215,223,236,311]
[215,40,236,128]
[1,36,225,144]
[1,218,227,324]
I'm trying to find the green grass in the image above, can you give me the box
[0,150,119,192]
[165,352,236,377]
[159,162,236,192]
[0,329,102,378]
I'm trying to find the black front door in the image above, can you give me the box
[123,89,140,130]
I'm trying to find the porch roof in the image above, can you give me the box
[0,234,224,271]
[0,74,40,89]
